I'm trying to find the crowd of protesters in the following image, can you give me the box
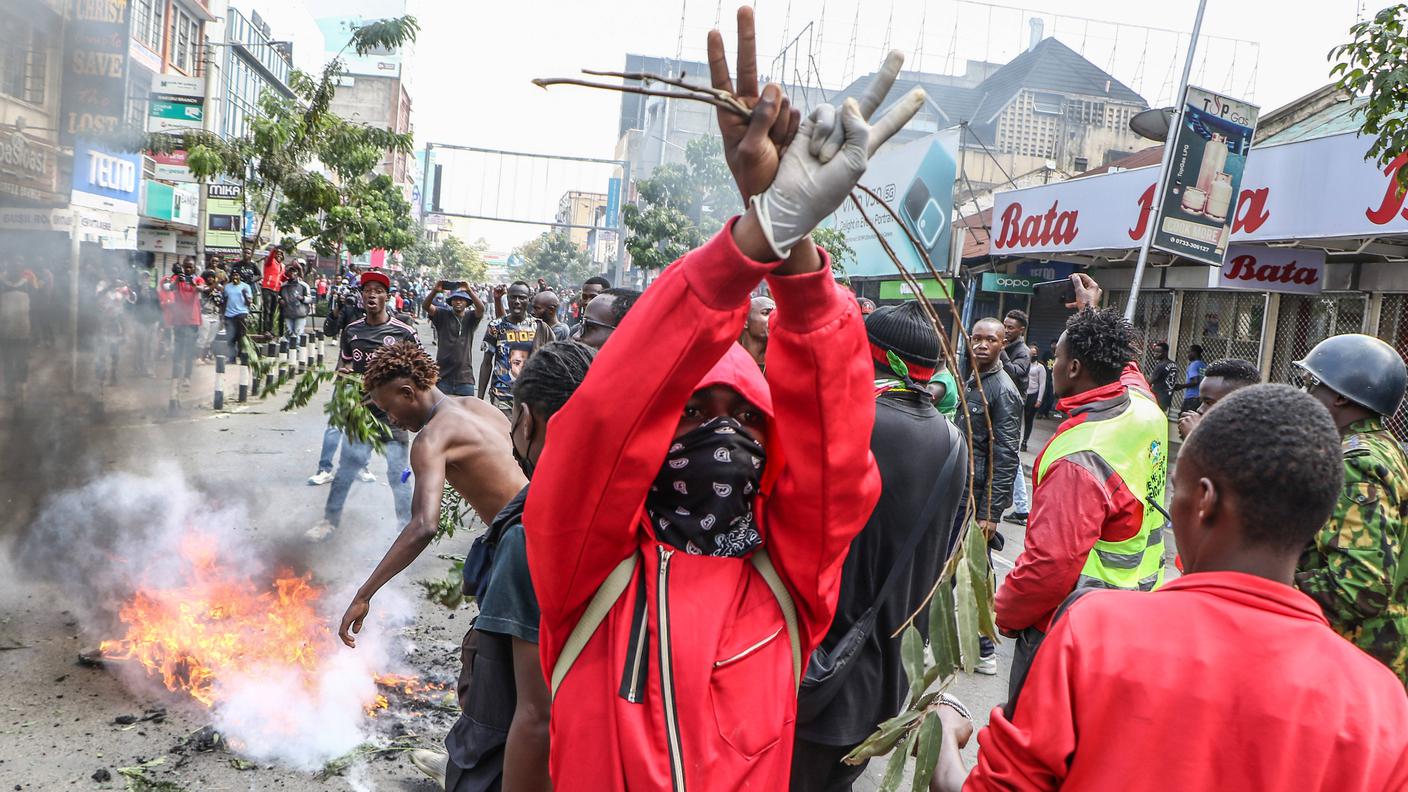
[319,7,1408,792]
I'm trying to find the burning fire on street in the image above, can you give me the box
[98,534,328,708]
[19,470,452,772]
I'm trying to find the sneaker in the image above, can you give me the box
[975,653,998,676]
[358,468,377,483]
[307,470,334,486]
[408,749,448,790]
[305,520,336,541]
[1004,511,1028,526]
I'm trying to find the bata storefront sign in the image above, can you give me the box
[1210,245,1326,295]
[989,132,1408,256]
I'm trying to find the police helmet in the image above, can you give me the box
[1294,333,1407,417]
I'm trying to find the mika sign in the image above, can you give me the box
[1210,246,1324,295]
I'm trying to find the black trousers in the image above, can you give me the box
[790,737,870,792]
[1022,394,1039,444]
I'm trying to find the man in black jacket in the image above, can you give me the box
[964,317,1024,675]
[792,301,968,792]
[1001,309,1033,525]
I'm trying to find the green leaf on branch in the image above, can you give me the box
[928,574,959,680]
[965,518,999,641]
[911,711,943,792]
[284,368,337,411]
[878,726,918,792]
[954,538,982,673]
[844,708,923,764]
[417,555,466,610]
[325,375,389,454]
[438,484,470,542]
[901,625,927,704]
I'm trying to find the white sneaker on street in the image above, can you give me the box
[305,520,336,541]
[358,467,377,483]
[975,653,998,676]
[408,749,448,790]
[307,470,334,486]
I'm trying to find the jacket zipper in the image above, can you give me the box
[657,546,686,792]
[619,567,649,703]
[713,627,783,668]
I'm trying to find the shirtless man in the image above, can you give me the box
[337,340,526,647]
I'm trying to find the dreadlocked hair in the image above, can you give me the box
[363,340,439,392]
[513,341,596,419]
[1064,307,1137,384]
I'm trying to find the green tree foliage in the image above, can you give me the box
[623,137,742,271]
[515,231,597,292]
[402,229,489,283]
[811,226,856,279]
[148,16,421,257]
[1332,5,1408,188]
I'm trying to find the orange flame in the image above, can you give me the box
[99,533,332,707]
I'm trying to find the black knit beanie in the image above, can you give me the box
[865,300,941,368]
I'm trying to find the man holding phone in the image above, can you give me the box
[424,280,486,397]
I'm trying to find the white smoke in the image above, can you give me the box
[18,467,416,772]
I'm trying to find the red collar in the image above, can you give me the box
[1054,378,1127,415]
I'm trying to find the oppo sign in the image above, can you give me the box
[981,272,1035,294]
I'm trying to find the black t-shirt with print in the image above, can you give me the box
[430,307,482,386]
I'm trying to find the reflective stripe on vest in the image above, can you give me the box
[1037,390,1169,593]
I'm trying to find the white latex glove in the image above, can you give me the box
[751,53,925,259]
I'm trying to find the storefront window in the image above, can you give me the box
[1372,295,1408,440]
[0,9,47,105]
[1268,293,1367,386]
[1176,291,1267,377]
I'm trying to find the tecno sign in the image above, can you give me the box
[1211,245,1325,295]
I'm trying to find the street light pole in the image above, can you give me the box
[1124,0,1209,322]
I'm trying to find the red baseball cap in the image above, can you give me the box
[359,271,391,290]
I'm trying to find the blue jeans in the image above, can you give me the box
[442,382,475,397]
[323,435,412,527]
[286,316,307,343]
[1012,464,1030,514]
[317,424,342,473]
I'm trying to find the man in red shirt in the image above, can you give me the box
[260,246,285,336]
[930,384,1408,791]
[161,258,205,388]
[995,280,1167,690]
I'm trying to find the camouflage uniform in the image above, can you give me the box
[1296,417,1408,687]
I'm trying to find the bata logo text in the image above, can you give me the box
[993,201,1079,249]
[1128,183,1269,240]
[1223,253,1319,286]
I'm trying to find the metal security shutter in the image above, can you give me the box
[1026,285,1075,359]
[1268,293,1368,386]
[1374,294,1408,441]
[1176,290,1268,374]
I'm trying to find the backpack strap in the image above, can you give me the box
[547,547,804,701]
[550,553,638,702]
[749,548,802,693]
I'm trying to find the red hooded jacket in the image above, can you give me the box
[524,221,880,791]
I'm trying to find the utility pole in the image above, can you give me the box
[1125,0,1209,322]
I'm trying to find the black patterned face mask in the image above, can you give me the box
[646,416,766,557]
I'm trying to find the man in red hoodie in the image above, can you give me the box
[260,246,285,336]
[994,276,1168,692]
[524,8,924,790]
[929,384,1408,791]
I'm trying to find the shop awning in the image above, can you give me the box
[986,131,1408,263]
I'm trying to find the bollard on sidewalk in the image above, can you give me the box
[214,355,225,410]
[168,377,179,414]
[316,330,325,367]
[277,338,289,384]
[263,340,276,394]
[238,351,249,403]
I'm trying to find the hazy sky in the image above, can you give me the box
[253,0,1366,251]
